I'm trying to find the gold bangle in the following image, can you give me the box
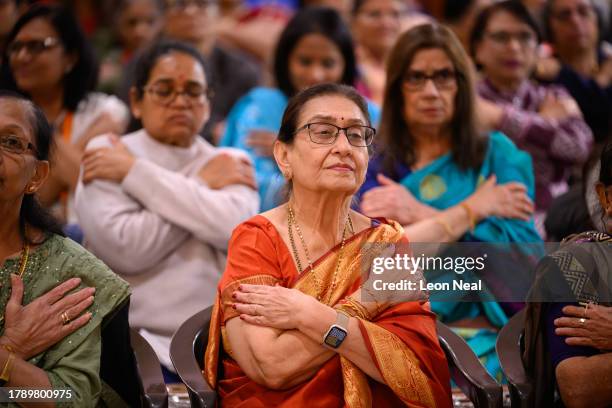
[460,202,475,232]
[361,286,383,317]
[434,218,454,237]
[0,351,14,383]
[344,296,371,320]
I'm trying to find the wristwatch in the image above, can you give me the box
[322,311,349,348]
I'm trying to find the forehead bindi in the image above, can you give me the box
[149,53,206,85]
[300,96,365,125]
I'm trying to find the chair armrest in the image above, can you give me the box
[129,328,168,408]
[436,321,503,408]
[170,307,217,408]
[496,309,532,407]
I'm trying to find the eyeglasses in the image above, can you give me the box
[0,134,38,156]
[164,0,217,9]
[7,37,59,58]
[551,4,594,22]
[143,81,213,106]
[403,68,457,91]
[485,31,537,47]
[296,122,375,147]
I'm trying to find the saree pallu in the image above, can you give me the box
[204,215,451,407]
[523,231,612,407]
[398,132,543,380]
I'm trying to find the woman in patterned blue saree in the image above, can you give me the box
[357,23,543,380]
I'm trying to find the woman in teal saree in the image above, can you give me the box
[357,24,542,380]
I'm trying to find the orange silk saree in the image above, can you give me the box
[204,215,451,407]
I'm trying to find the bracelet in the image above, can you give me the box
[434,218,454,238]
[0,351,14,385]
[460,202,476,233]
[361,286,383,318]
[342,297,371,320]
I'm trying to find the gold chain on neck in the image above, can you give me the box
[287,205,354,303]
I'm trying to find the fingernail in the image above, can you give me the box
[74,278,82,284]
[88,296,94,303]
[88,287,96,294]
[232,293,237,299]
[238,285,243,291]
[232,304,237,309]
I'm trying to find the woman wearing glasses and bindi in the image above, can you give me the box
[74,40,259,382]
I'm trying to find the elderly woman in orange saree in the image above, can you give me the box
[204,83,452,407]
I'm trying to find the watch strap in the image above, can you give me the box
[336,310,349,330]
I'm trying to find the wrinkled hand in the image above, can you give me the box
[361,174,438,225]
[198,152,257,190]
[465,175,534,221]
[246,130,276,158]
[554,304,612,351]
[81,134,135,184]
[233,284,313,330]
[539,92,582,120]
[0,275,95,360]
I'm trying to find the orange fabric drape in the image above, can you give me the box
[204,215,451,407]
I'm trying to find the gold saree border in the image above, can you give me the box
[361,320,437,408]
[220,274,280,321]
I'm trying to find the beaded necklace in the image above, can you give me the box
[287,205,354,303]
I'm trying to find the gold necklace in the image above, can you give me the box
[287,205,354,303]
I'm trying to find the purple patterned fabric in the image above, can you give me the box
[477,79,594,211]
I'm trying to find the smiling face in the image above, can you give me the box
[0,98,48,209]
[130,51,210,147]
[402,48,457,132]
[288,33,346,92]
[276,94,369,196]
[9,17,76,96]
[475,10,537,89]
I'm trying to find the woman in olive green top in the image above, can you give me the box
[0,91,130,407]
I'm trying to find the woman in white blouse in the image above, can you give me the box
[74,40,259,381]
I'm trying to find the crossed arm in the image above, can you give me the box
[225,286,385,390]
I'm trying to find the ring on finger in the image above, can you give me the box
[579,317,586,324]
[61,312,71,325]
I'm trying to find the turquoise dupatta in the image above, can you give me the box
[399,131,542,380]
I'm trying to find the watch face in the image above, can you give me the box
[324,326,347,348]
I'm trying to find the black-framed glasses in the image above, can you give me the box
[296,122,375,147]
[403,68,457,91]
[143,81,213,106]
[485,31,537,47]
[7,37,59,57]
[0,134,38,156]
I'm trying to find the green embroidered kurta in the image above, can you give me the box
[0,234,130,408]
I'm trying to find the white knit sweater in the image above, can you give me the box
[75,129,259,367]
